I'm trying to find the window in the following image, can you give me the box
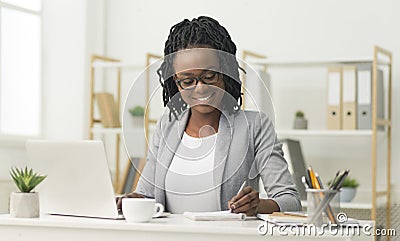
[0,0,41,137]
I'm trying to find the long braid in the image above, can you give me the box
[157,16,244,120]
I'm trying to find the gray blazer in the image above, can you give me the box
[135,109,301,212]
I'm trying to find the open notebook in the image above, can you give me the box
[183,210,246,221]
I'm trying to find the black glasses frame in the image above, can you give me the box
[175,71,222,90]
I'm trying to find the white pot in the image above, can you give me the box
[340,188,357,202]
[132,116,144,128]
[294,117,308,129]
[9,192,40,218]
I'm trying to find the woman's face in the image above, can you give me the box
[173,49,225,115]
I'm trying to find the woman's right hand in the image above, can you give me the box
[116,192,145,211]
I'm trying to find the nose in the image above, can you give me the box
[193,80,208,93]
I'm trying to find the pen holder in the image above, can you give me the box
[306,189,340,227]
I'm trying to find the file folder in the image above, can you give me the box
[342,66,357,130]
[357,64,384,129]
[327,67,342,129]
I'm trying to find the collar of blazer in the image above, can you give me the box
[156,108,237,208]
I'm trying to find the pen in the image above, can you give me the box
[315,172,336,223]
[329,171,340,189]
[308,166,318,189]
[230,180,247,212]
[315,172,323,189]
[332,170,350,190]
[301,176,310,189]
[237,180,247,195]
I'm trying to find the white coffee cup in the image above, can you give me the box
[122,198,164,223]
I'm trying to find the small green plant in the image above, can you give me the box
[129,106,145,117]
[328,177,359,188]
[295,111,304,118]
[10,166,46,193]
[341,177,360,188]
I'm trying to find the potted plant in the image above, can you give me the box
[339,177,359,202]
[328,176,359,202]
[9,167,46,218]
[293,110,308,129]
[128,106,145,127]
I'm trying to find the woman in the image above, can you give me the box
[117,16,301,216]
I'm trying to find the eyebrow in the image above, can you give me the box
[176,66,219,76]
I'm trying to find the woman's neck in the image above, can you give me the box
[185,109,221,138]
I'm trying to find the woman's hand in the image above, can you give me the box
[227,186,260,216]
[115,192,145,211]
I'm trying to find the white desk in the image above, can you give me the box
[0,214,374,241]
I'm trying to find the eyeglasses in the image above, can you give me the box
[175,70,221,90]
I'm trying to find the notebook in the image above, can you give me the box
[183,210,246,221]
[257,212,307,225]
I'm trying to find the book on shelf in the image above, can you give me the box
[357,64,384,130]
[95,92,121,128]
[327,67,342,130]
[326,64,384,131]
[342,66,357,130]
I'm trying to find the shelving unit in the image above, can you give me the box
[89,53,162,193]
[277,129,373,137]
[244,46,392,235]
[301,199,387,210]
[89,55,122,190]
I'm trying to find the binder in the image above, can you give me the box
[341,66,357,129]
[327,67,342,129]
[357,65,384,129]
[357,65,371,129]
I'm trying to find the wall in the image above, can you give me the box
[42,0,105,140]
[104,0,400,202]
[0,0,105,213]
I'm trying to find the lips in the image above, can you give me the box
[192,93,214,101]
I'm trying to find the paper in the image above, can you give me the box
[183,210,246,221]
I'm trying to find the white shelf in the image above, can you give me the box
[300,200,386,210]
[277,129,373,137]
[90,128,146,134]
[91,128,122,134]
[250,59,390,67]
[91,62,144,69]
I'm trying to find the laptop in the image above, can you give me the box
[26,140,123,219]
[281,139,308,200]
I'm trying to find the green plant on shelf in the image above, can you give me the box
[295,111,304,118]
[10,166,47,193]
[328,177,359,188]
[129,106,145,117]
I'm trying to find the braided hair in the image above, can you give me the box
[157,16,244,121]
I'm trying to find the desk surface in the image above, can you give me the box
[0,214,374,241]
[0,214,258,235]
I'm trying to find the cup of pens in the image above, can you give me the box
[306,188,340,226]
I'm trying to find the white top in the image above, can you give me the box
[165,132,219,214]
